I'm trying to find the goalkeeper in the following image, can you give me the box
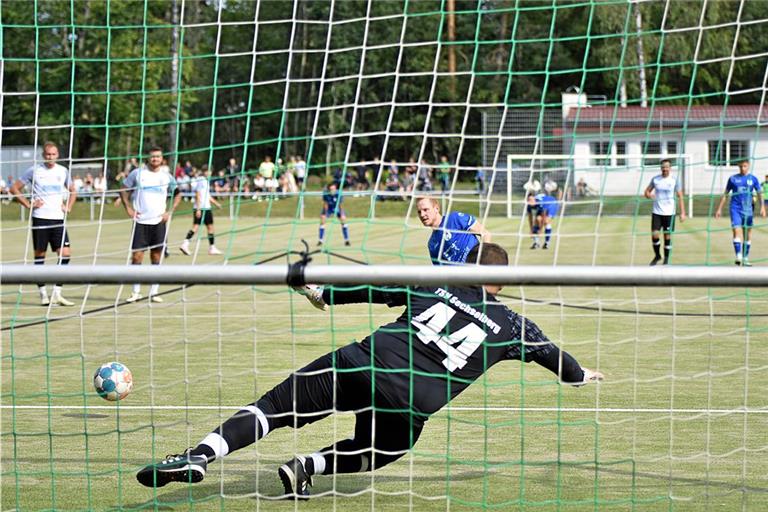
[136,243,603,497]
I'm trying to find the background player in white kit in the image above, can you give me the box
[643,159,686,265]
[180,167,222,256]
[10,142,77,306]
[119,146,182,303]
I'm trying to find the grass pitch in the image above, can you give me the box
[2,196,767,511]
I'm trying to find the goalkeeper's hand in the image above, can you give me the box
[579,367,604,386]
[293,284,326,311]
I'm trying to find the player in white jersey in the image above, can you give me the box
[10,142,77,306]
[119,146,182,303]
[180,167,222,256]
[643,159,686,265]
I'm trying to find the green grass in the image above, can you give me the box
[2,199,767,511]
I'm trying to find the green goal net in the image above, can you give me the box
[2,0,767,510]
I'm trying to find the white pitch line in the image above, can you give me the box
[2,405,766,414]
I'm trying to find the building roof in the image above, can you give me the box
[564,105,765,128]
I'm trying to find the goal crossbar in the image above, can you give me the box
[2,264,767,287]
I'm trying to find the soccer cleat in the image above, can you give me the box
[278,456,313,499]
[180,240,191,255]
[136,452,207,488]
[649,256,662,266]
[344,240,351,247]
[735,259,742,266]
[542,242,549,250]
[51,293,75,307]
[317,240,324,247]
[126,292,143,303]
[150,295,164,303]
[529,242,538,249]
[742,258,752,267]
[208,245,222,255]
[293,284,326,311]
[40,296,50,306]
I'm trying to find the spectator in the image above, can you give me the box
[355,163,370,191]
[417,159,432,192]
[226,157,241,191]
[383,166,404,201]
[73,175,85,195]
[184,160,194,177]
[214,169,230,196]
[0,175,8,203]
[576,177,587,197]
[84,173,94,194]
[175,162,186,180]
[437,155,451,193]
[125,157,139,174]
[94,173,107,194]
[253,174,266,199]
[476,168,486,195]
[294,156,306,188]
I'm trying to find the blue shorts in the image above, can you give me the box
[537,205,559,218]
[321,208,345,218]
[730,210,753,228]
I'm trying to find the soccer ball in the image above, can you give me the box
[523,179,541,193]
[93,362,134,401]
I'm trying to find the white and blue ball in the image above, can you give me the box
[93,362,133,401]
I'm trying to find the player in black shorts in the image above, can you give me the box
[136,243,603,497]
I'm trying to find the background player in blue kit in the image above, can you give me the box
[531,192,559,249]
[416,196,491,264]
[715,160,766,266]
[318,182,350,247]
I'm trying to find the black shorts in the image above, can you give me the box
[32,217,70,252]
[651,213,675,232]
[193,210,214,226]
[131,222,167,252]
[255,344,424,464]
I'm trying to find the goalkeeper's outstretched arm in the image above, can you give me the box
[292,284,409,310]
[525,343,603,386]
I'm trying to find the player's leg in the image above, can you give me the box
[731,219,744,265]
[146,224,167,301]
[530,213,542,249]
[339,211,350,246]
[742,216,754,266]
[662,216,674,265]
[280,409,424,498]
[205,212,221,255]
[542,212,552,249]
[127,223,148,301]
[31,218,50,305]
[50,242,74,306]
[137,350,347,488]
[650,214,662,265]
[180,218,199,255]
[318,213,327,245]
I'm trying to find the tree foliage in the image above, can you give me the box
[1,0,763,171]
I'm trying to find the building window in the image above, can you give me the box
[589,141,610,166]
[708,140,749,165]
[643,141,661,166]
[615,141,627,167]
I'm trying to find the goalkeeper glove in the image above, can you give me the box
[293,284,326,311]
[579,367,604,385]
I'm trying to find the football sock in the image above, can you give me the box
[208,234,215,246]
[663,243,671,262]
[185,230,194,240]
[744,241,751,257]
[544,224,552,244]
[132,283,141,294]
[195,405,271,461]
[342,224,350,241]
[56,255,70,288]
[318,226,325,242]
[149,261,160,296]
[653,240,661,258]
[315,440,372,474]
[34,255,45,290]
[733,238,742,258]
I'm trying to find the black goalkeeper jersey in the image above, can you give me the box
[323,285,584,419]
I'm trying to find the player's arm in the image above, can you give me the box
[468,221,492,243]
[293,284,408,311]
[120,170,137,218]
[527,344,603,386]
[643,181,654,200]
[9,177,34,209]
[65,180,77,213]
[676,188,686,221]
[210,195,222,209]
[715,180,733,218]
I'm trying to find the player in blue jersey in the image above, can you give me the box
[417,196,491,264]
[715,160,766,266]
[530,192,560,249]
[318,182,350,247]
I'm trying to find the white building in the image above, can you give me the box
[561,103,767,195]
